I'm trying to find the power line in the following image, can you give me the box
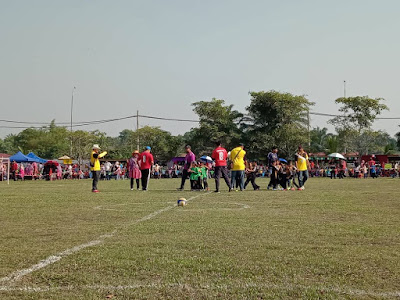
[0,114,200,129]
[139,115,199,123]
[0,111,399,129]
[309,112,400,120]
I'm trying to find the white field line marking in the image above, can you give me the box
[0,283,399,298]
[0,192,211,285]
[177,202,250,212]
[94,203,143,212]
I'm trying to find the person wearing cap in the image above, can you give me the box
[127,150,142,190]
[229,143,246,191]
[139,146,154,191]
[90,144,107,193]
[177,145,196,190]
[295,145,310,190]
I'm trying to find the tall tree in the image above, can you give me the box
[244,90,314,158]
[329,96,389,156]
[114,126,183,162]
[185,98,243,155]
[310,127,330,153]
[329,96,388,133]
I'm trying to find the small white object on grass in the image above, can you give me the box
[177,198,187,206]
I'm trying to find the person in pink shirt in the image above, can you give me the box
[128,150,142,190]
[19,163,25,180]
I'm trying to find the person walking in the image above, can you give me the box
[177,145,196,190]
[244,162,260,190]
[211,141,231,193]
[128,150,142,190]
[90,144,107,193]
[295,145,310,190]
[229,143,246,191]
[267,146,279,190]
[139,146,154,191]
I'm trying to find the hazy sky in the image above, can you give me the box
[1,0,400,138]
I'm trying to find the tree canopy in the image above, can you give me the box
[1,91,398,162]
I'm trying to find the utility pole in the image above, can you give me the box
[136,110,140,150]
[344,80,346,98]
[307,110,311,149]
[70,86,76,157]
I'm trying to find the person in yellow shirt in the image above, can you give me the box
[229,143,246,191]
[90,144,107,193]
[295,145,310,190]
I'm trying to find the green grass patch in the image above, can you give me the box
[0,178,399,299]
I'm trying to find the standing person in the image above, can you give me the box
[287,161,299,190]
[200,161,209,191]
[139,146,154,191]
[229,143,246,191]
[188,162,202,190]
[56,164,62,180]
[11,160,18,181]
[295,145,310,190]
[267,147,279,190]
[177,145,196,190]
[114,162,121,180]
[90,144,107,193]
[244,162,260,190]
[104,161,112,180]
[19,163,25,181]
[128,150,142,190]
[211,141,231,193]
[368,156,376,177]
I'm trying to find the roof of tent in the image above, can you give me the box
[9,151,36,163]
[26,152,48,163]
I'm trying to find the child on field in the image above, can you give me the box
[200,162,209,191]
[287,161,299,190]
[189,162,202,190]
[244,162,260,190]
[278,161,289,190]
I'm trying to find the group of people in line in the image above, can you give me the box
[90,141,311,193]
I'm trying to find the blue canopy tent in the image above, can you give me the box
[9,151,36,163]
[26,152,48,163]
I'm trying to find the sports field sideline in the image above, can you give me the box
[0,178,399,299]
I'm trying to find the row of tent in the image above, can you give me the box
[9,151,48,163]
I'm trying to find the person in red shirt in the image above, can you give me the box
[11,160,18,181]
[211,141,231,193]
[139,146,154,191]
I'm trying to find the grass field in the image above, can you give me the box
[0,177,399,299]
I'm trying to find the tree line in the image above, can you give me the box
[1,91,399,163]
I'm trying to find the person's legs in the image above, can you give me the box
[267,167,273,188]
[197,177,203,190]
[130,178,134,189]
[300,170,309,187]
[244,176,251,189]
[214,166,221,191]
[221,166,231,189]
[271,170,278,189]
[180,169,189,189]
[235,174,241,189]
[251,173,259,190]
[203,178,208,190]
[141,169,150,190]
[298,171,304,188]
[230,171,238,189]
[136,179,140,189]
[92,171,99,191]
[239,171,245,191]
